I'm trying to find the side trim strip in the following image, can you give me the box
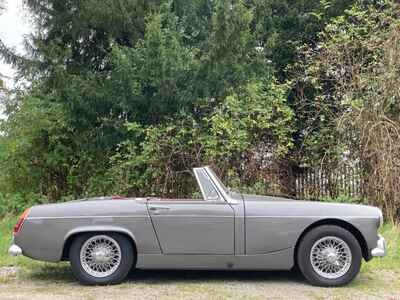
[147,215,233,218]
[245,216,376,218]
[27,215,147,220]
[26,215,377,220]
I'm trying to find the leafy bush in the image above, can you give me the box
[295,1,400,219]
[104,79,293,198]
[1,0,400,221]
[320,194,364,204]
[0,193,48,216]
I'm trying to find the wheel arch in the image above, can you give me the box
[61,226,138,261]
[294,218,370,265]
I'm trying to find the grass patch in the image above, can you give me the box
[0,216,46,269]
[362,222,400,271]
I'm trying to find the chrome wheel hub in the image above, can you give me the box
[326,251,337,264]
[80,235,122,278]
[310,236,352,279]
[93,248,111,263]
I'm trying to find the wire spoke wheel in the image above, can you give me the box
[310,236,352,279]
[80,235,122,278]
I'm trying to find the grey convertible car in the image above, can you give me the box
[9,166,386,286]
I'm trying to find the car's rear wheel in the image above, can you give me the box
[69,233,134,285]
[297,225,362,287]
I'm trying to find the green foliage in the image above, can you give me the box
[104,78,293,197]
[320,194,363,204]
[2,0,290,204]
[251,0,356,79]
[205,80,293,163]
[0,193,48,216]
[290,1,400,164]
[107,5,201,124]
[293,1,400,218]
[104,116,205,197]
[0,95,70,198]
[1,0,399,219]
[228,179,271,195]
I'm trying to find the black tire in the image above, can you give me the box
[297,225,362,287]
[69,232,135,285]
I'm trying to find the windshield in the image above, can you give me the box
[206,167,229,194]
[195,169,220,201]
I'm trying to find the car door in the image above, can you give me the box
[147,168,235,255]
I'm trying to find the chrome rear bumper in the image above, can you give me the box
[371,234,386,257]
[8,244,22,256]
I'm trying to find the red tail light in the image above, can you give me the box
[13,208,30,236]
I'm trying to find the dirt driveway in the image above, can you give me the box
[0,266,399,300]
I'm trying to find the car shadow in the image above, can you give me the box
[126,269,307,285]
[26,264,307,285]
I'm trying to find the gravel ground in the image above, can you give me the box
[0,266,399,300]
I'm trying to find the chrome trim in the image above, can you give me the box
[245,215,376,219]
[80,235,122,278]
[194,167,225,202]
[144,215,233,218]
[204,166,237,205]
[371,234,386,257]
[8,244,22,256]
[27,215,147,220]
[310,236,352,279]
[26,215,377,220]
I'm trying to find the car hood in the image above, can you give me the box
[241,193,382,220]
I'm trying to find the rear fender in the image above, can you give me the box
[61,225,137,260]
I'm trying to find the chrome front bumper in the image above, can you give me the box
[371,234,386,257]
[8,244,22,256]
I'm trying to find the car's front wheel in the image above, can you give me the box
[69,233,135,285]
[297,225,362,287]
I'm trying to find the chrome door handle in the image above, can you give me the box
[149,206,170,214]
